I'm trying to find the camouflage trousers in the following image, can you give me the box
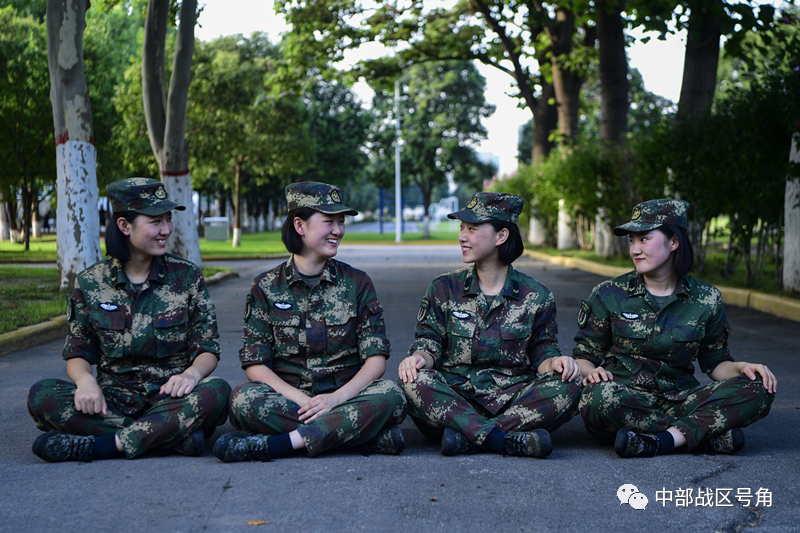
[28,377,231,458]
[228,379,407,457]
[579,375,774,449]
[401,369,581,446]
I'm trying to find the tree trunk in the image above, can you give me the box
[784,136,800,293]
[557,199,575,250]
[597,0,628,144]
[232,161,242,247]
[142,0,202,267]
[677,0,721,120]
[47,0,101,292]
[0,193,9,241]
[549,8,583,144]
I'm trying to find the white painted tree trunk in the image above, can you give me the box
[527,214,547,246]
[47,0,100,292]
[56,141,101,291]
[232,227,241,247]
[422,214,430,239]
[0,202,9,241]
[163,172,202,267]
[594,210,614,256]
[557,198,575,250]
[784,136,800,293]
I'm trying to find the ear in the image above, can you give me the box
[669,235,679,252]
[293,217,306,236]
[117,217,132,236]
[495,227,509,247]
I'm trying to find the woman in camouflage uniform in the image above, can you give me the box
[398,192,581,458]
[574,198,776,458]
[213,181,406,462]
[28,178,231,462]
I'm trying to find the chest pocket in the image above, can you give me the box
[670,326,704,368]
[499,321,533,366]
[268,307,301,355]
[89,309,126,359]
[325,304,357,354]
[446,313,477,365]
[611,317,650,357]
[153,308,189,358]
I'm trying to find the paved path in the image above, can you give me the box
[1,245,797,532]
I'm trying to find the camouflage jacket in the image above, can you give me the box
[573,271,733,398]
[410,265,561,413]
[240,258,390,395]
[63,254,220,413]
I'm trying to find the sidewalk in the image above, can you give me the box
[1,245,796,533]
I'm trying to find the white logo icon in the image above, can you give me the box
[617,484,648,511]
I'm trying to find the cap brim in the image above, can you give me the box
[137,201,186,216]
[313,204,359,216]
[447,210,490,223]
[612,221,662,236]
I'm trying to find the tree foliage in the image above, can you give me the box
[0,7,54,247]
[370,60,495,237]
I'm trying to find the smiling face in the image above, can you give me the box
[119,212,173,261]
[629,229,678,279]
[458,221,507,265]
[295,211,346,262]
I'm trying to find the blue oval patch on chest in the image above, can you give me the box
[452,311,470,320]
[622,312,640,320]
[274,302,293,310]
[100,303,119,311]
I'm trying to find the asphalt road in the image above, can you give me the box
[1,245,796,533]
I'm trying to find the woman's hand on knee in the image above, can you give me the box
[398,353,432,384]
[298,392,342,423]
[582,366,613,387]
[160,371,200,398]
[547,356,582,382]
[739,362,777,393]
[73,380,107,415]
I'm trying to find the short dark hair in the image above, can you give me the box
[489,219,524,265]
[281,207,318,254]
[105,211,141,262]
[656,224,694,278]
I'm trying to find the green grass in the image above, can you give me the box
[0,266,62,334]
[0,222,461,260]
[0,265,232,334]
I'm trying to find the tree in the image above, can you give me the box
[188,33,311,246]
[277,0,595,163]
[141,0,201,265]
[0,7,54,248]
[302,81,374,189]
[370,61,495,238]
[46,0,101,292]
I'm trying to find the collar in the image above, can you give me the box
[107,256,167,287]
[462,264,521,300]
[626,272,690,298]
[285,256,337,286]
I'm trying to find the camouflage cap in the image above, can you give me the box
[613,198,689,236]
[106,178,185,216]
[447,192,524,224]
[285,181,358,216]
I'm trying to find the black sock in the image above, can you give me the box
[483,428,507,454]
[91,434,124,460]
[266,433,294,459]
[655,431,675,455]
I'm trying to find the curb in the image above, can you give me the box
[0,268,240,357]
[0,317,67,356]
[524,250,800,323]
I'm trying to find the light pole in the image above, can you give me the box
[394,79,402,243]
